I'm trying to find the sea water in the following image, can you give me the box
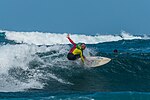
[0,30,150,100]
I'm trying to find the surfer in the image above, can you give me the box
[67,34,87,63]
[113,49,118,53]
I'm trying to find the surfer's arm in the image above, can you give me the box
[80,52,85,63]
[67,34,76,46]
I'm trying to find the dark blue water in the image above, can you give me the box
[0,31,150,99]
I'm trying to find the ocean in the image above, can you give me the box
[0,30,150,100]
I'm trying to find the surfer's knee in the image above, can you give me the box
[67,53,76,60]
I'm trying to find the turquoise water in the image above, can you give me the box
[0,92,150,100]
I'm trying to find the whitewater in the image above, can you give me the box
[1,30,149,45]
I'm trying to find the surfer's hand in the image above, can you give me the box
[67,34,70,38]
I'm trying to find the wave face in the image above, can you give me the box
[0,30,150,92]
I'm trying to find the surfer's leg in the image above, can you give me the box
[75,54,80,59]
[67,53,76,60]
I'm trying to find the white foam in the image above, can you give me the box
[0,44,71,92]
[47,73,73,85]
[0,76,44,92]
[0,30,148,45]
[121,32,142,40]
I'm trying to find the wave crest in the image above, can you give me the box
[0,30,149,45]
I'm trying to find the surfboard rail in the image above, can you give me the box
[80,56,111,67]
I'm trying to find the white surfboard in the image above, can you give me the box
[79,56,111,67]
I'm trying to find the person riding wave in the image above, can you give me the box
[67,34,87,63]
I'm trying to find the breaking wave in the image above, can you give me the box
[0,30,149,45]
